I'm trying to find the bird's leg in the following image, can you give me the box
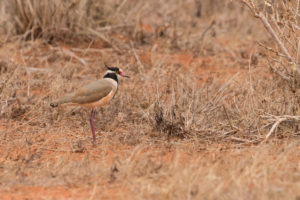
[90,108,97,145]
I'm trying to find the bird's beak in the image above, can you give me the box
[120,71,129,78]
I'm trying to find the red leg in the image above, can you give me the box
[90,108,97,145]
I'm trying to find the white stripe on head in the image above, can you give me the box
[105,70,115,75]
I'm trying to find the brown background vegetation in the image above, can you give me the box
[0,0,299,199]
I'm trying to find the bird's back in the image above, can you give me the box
[51,79,116,107]
[71,79,114,104]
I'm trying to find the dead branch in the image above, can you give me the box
[256,41,288,59]
[199,20,215,42]
[258,12,294,62]
[261,114,300,140]
[241,1,293,61]
[130,41,145,74]
[222,104,234,130]
[265,117,287,140]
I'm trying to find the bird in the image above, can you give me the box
[50,65,129,145]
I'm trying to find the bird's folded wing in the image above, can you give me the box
[70,80,113,104]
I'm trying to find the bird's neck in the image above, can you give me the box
[103,72,118,83]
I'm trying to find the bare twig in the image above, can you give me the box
[89,182,98,200]
[258,12,294,62]
[270,16,296,53]
[265,117,286,140]
[296,0,300,18]
[110,0,128,20]
[242,1,294,62]
[296,39,300,74]
[71,48,113,53]
[199,20,215,42]
[256,41,288,59]
[26,67,52,73]
[222,104,234,130]
[85,27,121,53]
[53,47,87,66]
[261,114,300,140]
[231,136,253,143]
[242,0,257,15]
[130,41,145,74]
[268,64,291,81]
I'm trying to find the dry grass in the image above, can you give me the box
[0,0,299,199]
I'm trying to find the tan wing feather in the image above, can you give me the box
[70,79,113,104]
[50,79,113,107]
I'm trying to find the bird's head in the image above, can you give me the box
[105,64,129,78]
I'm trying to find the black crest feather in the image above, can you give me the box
[105,63,119,72]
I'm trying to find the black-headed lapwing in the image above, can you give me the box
[50,65,129,145]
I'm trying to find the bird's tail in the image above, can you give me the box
[50,94,73,108]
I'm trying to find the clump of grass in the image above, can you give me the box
[153,102,187,139]
[0,0,122,41]
[2,0,86,40]
[0,0,245,44]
